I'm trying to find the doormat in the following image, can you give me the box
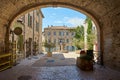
[47,60,55,63]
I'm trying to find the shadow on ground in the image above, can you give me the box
[32,53,76,67]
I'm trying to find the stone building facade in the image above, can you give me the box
[23,9,44,57]
[43,26,75,52]
[10,9,44,58]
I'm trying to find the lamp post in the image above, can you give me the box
[59,39,62,52]
[60,42,62,52]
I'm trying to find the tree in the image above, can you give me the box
[85,17,96,50]
[72,17,96,50]
[43,40,55,52]
[85,17,92,34]
[73,25,84,49]
[43,40,56,57]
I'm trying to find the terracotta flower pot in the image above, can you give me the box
[80,50,86,57]
[47,52,52,57]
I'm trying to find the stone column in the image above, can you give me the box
[0,26,6,53]
[4,24,10,53]
[84,22,88,50]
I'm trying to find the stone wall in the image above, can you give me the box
[101,7,120,71]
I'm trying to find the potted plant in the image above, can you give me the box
[77,50,93,71]
[43,40,55,57]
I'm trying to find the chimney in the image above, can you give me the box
[51,25,53,27]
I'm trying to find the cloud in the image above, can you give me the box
[48,13,56,18]
[67,17,85,27]
[53,17,85,27]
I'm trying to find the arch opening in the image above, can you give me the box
[9,2,101,52]
[9,3,102,65]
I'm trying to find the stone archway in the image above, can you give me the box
[0,0,120,71]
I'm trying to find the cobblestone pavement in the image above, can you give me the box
[32,52,79,67]
[0,53,120,80]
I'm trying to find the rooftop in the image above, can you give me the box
[44,26,75,30]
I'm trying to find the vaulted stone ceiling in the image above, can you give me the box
[0,0,120,71]
[0,0,120,26]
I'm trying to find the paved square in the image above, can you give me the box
[0,52,120,80]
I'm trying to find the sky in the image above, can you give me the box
[41,7,86,30]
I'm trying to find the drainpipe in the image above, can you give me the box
[23,15,26,58]
[31,10,35,57]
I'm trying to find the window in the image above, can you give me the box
[28,13,32,28]
[48,39,51,43]
[54,32,56,35]
[66,32,68,35]
[48,32,51,36]
[53,48,56,51]
[36,21,39,32]
[59,39,62,43]
[28,13,30,27]
[30,16,32,27]
[66,39,69,43]
[59,31,61,36]
[59,31,64,36]
[71,32,74,36]
[67,46,69,50]
[64,46,66,50]
[62,32,64,36]
[54,39,56,43]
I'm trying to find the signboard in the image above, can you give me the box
[14,27,22,35]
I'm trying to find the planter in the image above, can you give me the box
[80,50,86,57]
[76,57,93,71]
[47,52,52,57]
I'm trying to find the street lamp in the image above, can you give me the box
[59,39,62,52]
